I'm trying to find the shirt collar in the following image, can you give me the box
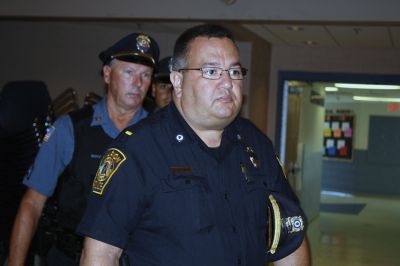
[90,98,148,138]
[167,102,197,146]
[91,98,108,126]
[166,102,240,147]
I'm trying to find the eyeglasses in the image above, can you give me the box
[179,67,248,80]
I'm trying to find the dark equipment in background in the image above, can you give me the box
[0,80,52,265]
[0,81,102,265]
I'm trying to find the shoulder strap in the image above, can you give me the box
[68,106,94,128]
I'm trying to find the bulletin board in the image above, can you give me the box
[323,114,354,160]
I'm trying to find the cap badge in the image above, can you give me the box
[136,34,151,53]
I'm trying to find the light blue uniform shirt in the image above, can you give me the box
[23,98,148,197]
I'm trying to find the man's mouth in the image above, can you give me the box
[216,95,233,103]
[126,92,140,97]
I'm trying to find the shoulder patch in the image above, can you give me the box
[92,148,126,195]
[43,126,55,142]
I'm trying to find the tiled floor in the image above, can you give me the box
[308,191,400,266]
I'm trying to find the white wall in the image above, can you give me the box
[268,45,400,142]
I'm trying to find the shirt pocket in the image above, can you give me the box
[158,174,213,234]
[244,173,269,229]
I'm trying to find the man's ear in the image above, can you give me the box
[103,65,111,84]
[170,71,183,98]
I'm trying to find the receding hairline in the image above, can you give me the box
[177,36,239,69]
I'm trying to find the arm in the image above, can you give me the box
[80,237,123,266]
[272,237,311,266]
[8,189,47,266]
[8,115,74,266]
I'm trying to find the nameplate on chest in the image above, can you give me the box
[169,166,192,174]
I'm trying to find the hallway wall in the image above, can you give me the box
[0,20,177,105]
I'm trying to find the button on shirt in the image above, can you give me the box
[23,98,148,197]
[78,103,299,266]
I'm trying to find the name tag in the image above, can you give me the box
[169,166,192,173]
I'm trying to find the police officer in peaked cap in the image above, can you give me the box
[8,32,159,266]
[151,56,173,112]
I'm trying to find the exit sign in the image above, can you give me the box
[388,103,400,112]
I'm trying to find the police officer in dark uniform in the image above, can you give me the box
[7,32,160,266]
[151,56,173,111]
[78,24,310,266]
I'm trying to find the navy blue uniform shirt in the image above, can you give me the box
[78,103,300,266]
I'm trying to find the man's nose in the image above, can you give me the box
[131,74,143,87]
[219,70,233,89]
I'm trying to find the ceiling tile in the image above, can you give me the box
[263,24,338,46]
[326,26,393,48]
[241,24,286,45]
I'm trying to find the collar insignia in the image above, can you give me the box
[125,130,133,136]
[246,146,259,168]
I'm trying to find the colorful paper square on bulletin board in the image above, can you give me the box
[344,128,352,138]
[323,128,332,137]
[333,128,342,138]
[328,146,336,156]
[339,146,349,156]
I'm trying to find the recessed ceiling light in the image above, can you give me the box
[353,96,400,102]
[222,0,236,5]
[325,87,338,92]
[304,40,318,45]
[335,83,400,90]
[287,26,304,31]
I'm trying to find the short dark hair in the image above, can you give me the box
[171,24,236,71]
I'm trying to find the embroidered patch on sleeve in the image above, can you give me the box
[42,126,55,142]
[92,148,126,195]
